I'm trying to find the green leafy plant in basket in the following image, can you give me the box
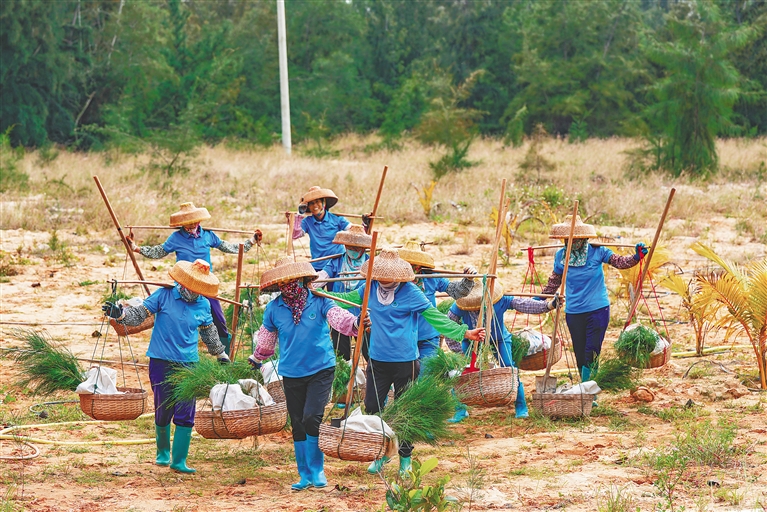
[331,354,352,402]
[164,357,262,408]
[10,329,85,395]
[510,332,530,367]
[590,356,640,392]
[419,349,467,383]
[615,324,660,368]
[380,375,458,445]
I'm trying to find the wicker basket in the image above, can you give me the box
[318,423,392,462]
[110,315,154,337]
[79,387,148,421]
[519,337,563,371]
[266,380,286,403]
[195,401,288,439]
[456,367,519,407]
[644,344,672,369]
[531,393,595,417]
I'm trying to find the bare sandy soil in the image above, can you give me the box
[1,221,766,512]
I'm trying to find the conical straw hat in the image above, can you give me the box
[549,215,596,239]
[168,259,220,297]
[169,202,211,227]
[359,249,414,283]
[260,257,318,293]
[333,224,372,248]
[398,241,435,269]
[301,186,338,209]
[455,280,504,311]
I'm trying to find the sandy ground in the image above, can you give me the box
[1,221,766,512]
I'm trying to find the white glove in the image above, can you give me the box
[463,266,478,276]
[217,352,231,364]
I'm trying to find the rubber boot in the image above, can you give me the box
[399,456,412,477]
[220,334,232,357]
[367,456,391,474]
[447,404,469,423]
[169,425,196,474]
[514,380,529,419]
[580,366,598,408]
[291,441,313,491]
[155,424,171,466]
[305,435,327,488]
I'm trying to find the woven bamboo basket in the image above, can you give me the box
[266,380,285,403]
[318,423,392,462]
[456,367,519,407]
[519,337,563,371]
[641,344,672,369]
[79,387,148,421]
[531,393,595,417]
[110,315,154,337]
[195,401,288,439]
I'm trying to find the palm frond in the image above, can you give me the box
[691,242,749,284]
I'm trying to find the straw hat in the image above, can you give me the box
[455,280,504,311]
[168,259,220,297]
[359,249,414,283]
[333,224,372,248]
[398,241,435,269]
[260,257,318,293]
[169,202,211,227]
[549,215,597,239]
[301,186,338,209]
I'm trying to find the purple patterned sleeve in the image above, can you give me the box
[541,271,562,295]
[292,215,304,239]
[510,297,550,315]
[327,306,359,337]
[443,310,464,353]
[253,325,278,361]
[609,254,640,269]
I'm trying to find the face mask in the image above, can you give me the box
[346,248,363,259]
[179,285,199,302]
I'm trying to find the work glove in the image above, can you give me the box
[251,229,263,246]
[362,213,372,233]
[298,203,308,215]
[547,295,563,311]
[125,233,139,253]
[217,352,231,365]
[354,314,372,331]
[634,242,649,260]
[248,354,263,371]
[463,265,478,276]
[102,302,123,319]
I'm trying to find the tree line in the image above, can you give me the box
[1,0,765,176]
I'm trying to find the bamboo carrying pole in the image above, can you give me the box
[539,201,579,392]
[623,188,676,329]
[229,244,245,361]
[112,280,244,307]
[286,212,296,260]
[125,225,254,235]
[529,243,651,251]
[366,166,388,234]
[344,231,379,412]
[314,273,493,284]
[93,176,150,296]
[310,289,362,309]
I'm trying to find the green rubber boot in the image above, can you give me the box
[581,366,598,408]
[220,334,232,357]
[399,456,412,477]
[169,425,196,474]
[367,456,390,474]
[155,424,171,466]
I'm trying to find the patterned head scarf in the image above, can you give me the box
[341,247,366,291]
[178,284,200,303]
[278,279,308,324]
[564,238,589,267]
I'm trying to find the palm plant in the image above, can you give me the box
[691,242,767,389]
[661,271,723,355]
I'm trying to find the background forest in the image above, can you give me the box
[1,0,766,178]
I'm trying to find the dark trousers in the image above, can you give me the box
[149,358,195,428]
[283,366,335,441]
[207,297,229,338]
[364,359,420,458]
[566,306,610,369]
[331,328,369,362]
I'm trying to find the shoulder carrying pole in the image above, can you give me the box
[93,176,150,296]
[365,166,388,234]
[286,212,296,260]
[229,243,245,361]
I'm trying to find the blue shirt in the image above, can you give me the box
[262,293,336,378]
[301,211,351,270]
[143,286,214,363]
[449,295,516,345]
[553,245,613,314]
[415,277,450,342]
[162,228,223,269]
[359,281,432,362]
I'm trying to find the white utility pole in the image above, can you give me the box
[276,0,292,154]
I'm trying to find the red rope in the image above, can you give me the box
[627,252,670,339]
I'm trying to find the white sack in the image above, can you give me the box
[558,381,602,395]
[238,379,275,406]
[340,407,398,458]
[260,360,281,384]
[516,328,551,356]
[209,383,258,412]
[75,365,122,395]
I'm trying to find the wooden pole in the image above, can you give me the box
[529,243,649,251]
[344,231,379,412]
[286,212,296,260]
[624,188,675,329]
[125,225,254,235]
[316,273,493,284]
[310,289,362,309]
[365,165,388,234]
[229,244,245,361]
[112,280,244,306]
[308,253,343,264]
[93,176,150,296]
[285,211,383,220]
[540,201,579,390]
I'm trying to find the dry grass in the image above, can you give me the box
[1,136,765,240]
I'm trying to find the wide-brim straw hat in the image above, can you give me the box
[168,259,220,297]
[260,257,318,293]
[169,202,211,227]
[398,241,435,269]
[301,186,338,209]
[359,249,414,283]
[333,224,372,248]
[455,280,504,311]
[549,215,597,239]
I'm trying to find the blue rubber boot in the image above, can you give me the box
[447,404,469,423]
[367,456,391,474]
[155,424,171,466]
[169,426,196,474]
[291,441,313,490]
[306,435,327,488]
[399,456,412,477]
[515,380,529,419]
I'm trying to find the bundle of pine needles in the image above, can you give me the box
[510,332,530,367]
[332,354,352,400]
[590,357,640,391]
[10,329,84,395]
[615,324,659,367]
[419,349,467,383]
[165,357,262,407]
[380,375,457,445]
